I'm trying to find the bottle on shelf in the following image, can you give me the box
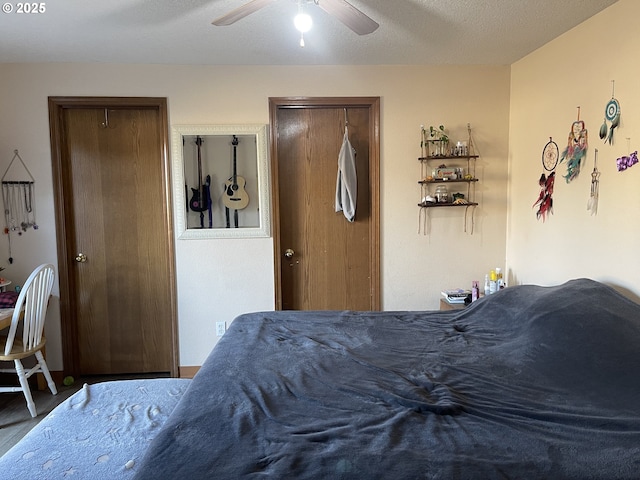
[496,267,504,290]
[489,270,497,294]
[435,185,449,203]
[471,281,479,302]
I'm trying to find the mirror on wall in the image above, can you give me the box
[171,124,270,238]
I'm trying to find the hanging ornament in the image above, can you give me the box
[587,149,600,215]
[616,137,638,172]
[616,151,638,171]
[560,107,588,183]
[542,137,559,172]
[599,80,621,145]
[533,173,555,221]
[533,137,558,221]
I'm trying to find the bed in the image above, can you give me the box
[3,278,640,479]
[0,378,190,479]
[130,278,640,479]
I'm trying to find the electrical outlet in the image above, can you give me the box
[215,321,226,336]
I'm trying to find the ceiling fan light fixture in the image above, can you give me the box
[294,12,313,33]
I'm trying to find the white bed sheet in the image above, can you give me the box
[0,378,190,479]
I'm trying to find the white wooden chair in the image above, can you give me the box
[0,264,57,417]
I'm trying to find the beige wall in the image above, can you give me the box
[507,0,640,300]
[4,0,626,371]
[0,63,510,369]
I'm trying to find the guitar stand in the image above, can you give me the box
[225,207,239,228]
[208,196,212,228]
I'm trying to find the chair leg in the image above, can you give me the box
[14,359,37,418]
[35,350,58,395]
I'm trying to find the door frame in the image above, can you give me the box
[269,96,381,310]
[48,96,179,377]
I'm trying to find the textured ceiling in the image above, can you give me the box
[0,0,618,65]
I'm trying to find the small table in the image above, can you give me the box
[0,308,14,329]
[439,299,466,311]
[0,280,11,292]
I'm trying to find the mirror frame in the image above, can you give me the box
[171,124,271,239]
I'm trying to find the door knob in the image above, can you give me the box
[284,248,295,259]
[75,253,87,263]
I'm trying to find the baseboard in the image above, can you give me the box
[51,371,64,385]
[45,368,200,384]
[179,366,200,378]
[35,371,63,391]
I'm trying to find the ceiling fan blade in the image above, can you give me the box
[316,0,379,35]
[212,0,278,26]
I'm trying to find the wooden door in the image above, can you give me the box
[49,97,178,377]
[270,97,380,311]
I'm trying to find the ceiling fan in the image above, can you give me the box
[212,0,379,36]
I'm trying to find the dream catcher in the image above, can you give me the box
[560,107,588,183]
[2,150,38,264]
[587,149,600,215]
[533,137,558,221]
[599,81,621,145]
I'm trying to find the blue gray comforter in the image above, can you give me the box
[135,279,640,479]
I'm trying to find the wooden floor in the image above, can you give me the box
[0,374,169,457]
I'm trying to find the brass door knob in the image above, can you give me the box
[284,248,294,259]
[75,253,87,263]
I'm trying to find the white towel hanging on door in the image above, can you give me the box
[335,126,357,222]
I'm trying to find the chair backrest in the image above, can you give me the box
[4,264,56,355]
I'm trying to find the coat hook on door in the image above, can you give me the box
[344,108,349,127]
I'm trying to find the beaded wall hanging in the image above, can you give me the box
[2,150,38,263]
